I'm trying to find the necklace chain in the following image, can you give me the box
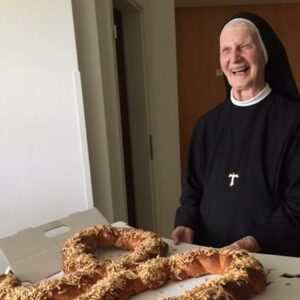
[228,104,239,187]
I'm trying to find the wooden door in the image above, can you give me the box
[176,4,300,169]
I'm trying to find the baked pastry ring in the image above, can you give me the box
[0,225,169,299]
[62,224,169,276]
[0,225,267,299]
[75,247,267,299]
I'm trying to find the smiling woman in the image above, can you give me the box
[172,11,300,257]
[175,4,300,171]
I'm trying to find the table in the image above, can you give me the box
[7,221,297,299]
[252,252,300,300]
[131,238,300,300]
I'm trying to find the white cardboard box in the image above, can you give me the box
[0,208,108,283]
[0,210,219,299]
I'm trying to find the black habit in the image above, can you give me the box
[175,12,300,256]
[175,91,300,256]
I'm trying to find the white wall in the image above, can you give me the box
[0,0,92,238]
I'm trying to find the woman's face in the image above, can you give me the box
[219,22,266,100]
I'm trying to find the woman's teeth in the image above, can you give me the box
[232,67,249,75]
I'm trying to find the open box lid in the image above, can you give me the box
[0,208,108,283]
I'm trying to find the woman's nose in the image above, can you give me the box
[231,49,241,62]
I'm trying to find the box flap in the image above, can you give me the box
[0,208,108,282]
[10,247,61,283]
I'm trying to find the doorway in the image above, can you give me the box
[113,0,155,231]
[175,3,300,169]
[113,9,137,227]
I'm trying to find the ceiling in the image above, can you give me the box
[175,0,300,7]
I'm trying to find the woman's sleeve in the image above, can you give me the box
[174,120,204,231]
[253,120,300,256]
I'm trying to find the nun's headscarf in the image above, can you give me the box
[221,12,300,101]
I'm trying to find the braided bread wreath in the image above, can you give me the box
[0,225,267,299]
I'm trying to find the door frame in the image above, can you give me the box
[113,0,156,231]
[97,0,156,231]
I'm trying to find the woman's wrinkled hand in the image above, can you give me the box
[225,236,261,253]
[171,226,195,245]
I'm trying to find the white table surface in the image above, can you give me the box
[251,252,300,300]
[3,221,299,299]
[108,222,300,300]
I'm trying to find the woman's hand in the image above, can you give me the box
[171,226,195,245]
[226,236,261,252]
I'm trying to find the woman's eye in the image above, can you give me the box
[221,47,230,54]
[241,44,251,49]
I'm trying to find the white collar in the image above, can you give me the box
[231,84,272,107]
